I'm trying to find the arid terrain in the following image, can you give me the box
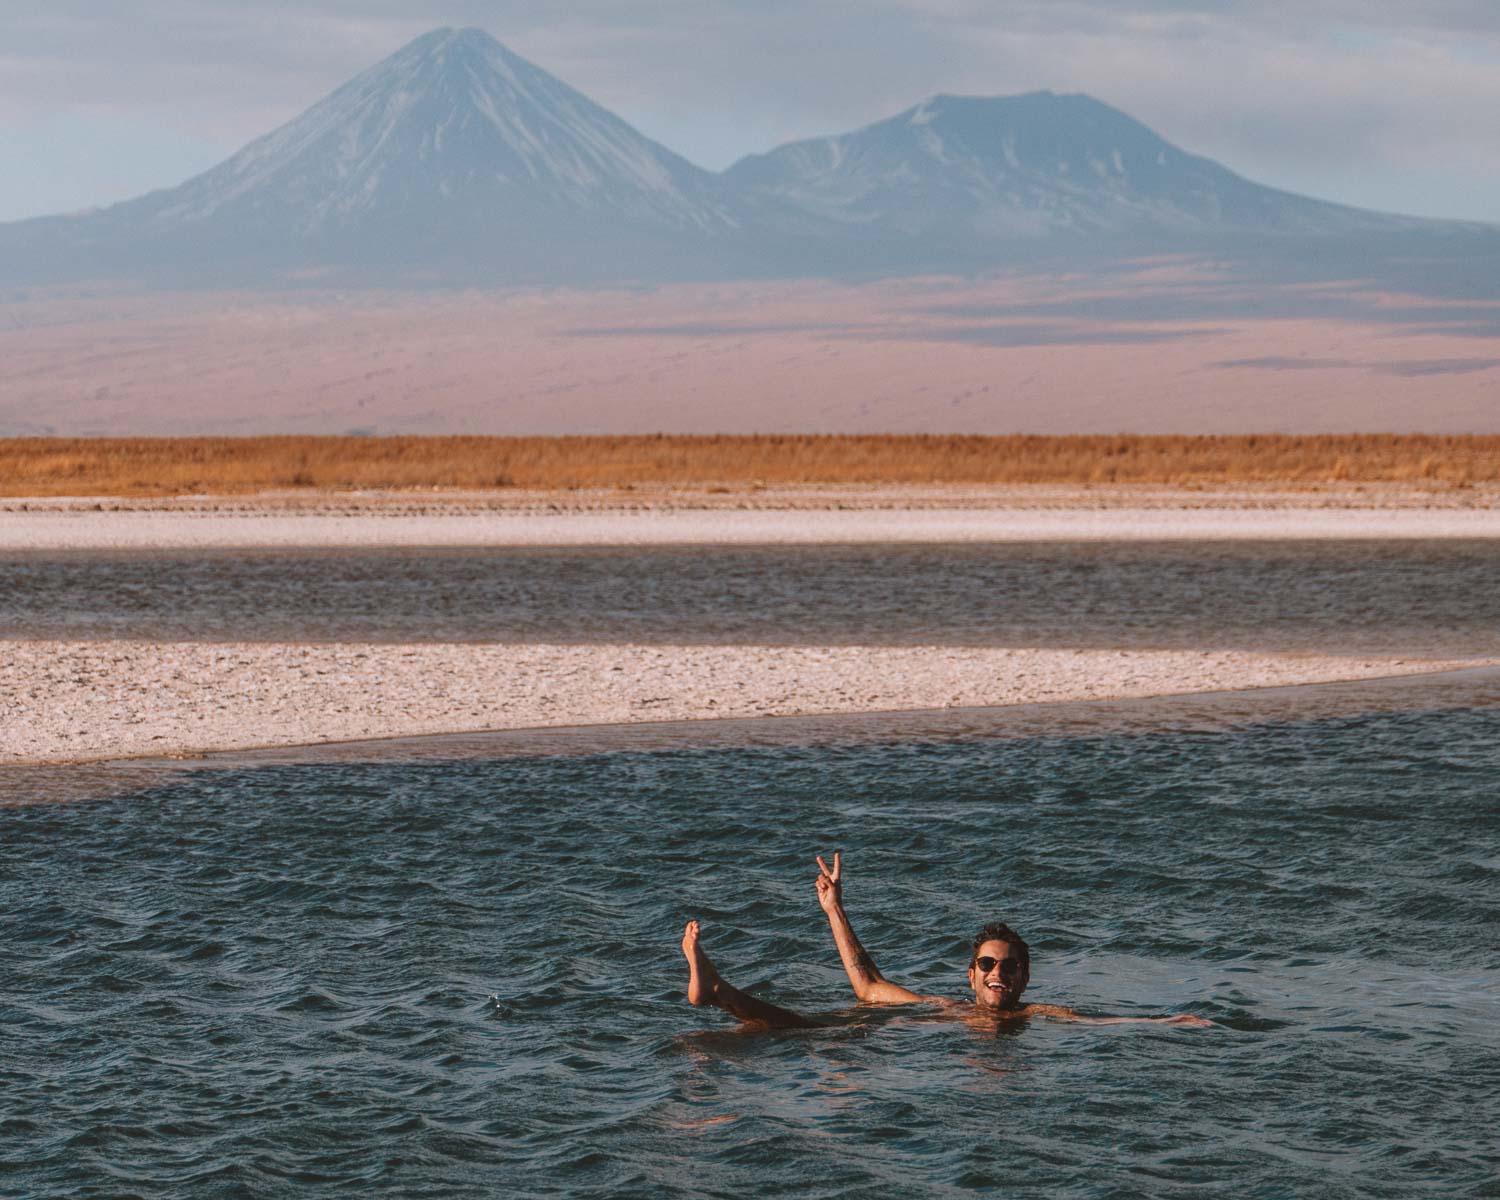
[5,266,1499,437]
[4,434,1500,496]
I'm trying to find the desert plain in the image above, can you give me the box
[5,265,1500,438]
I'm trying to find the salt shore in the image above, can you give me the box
[3,483,1500,549]
[4,488,1496,765]
[2,641,1486,765]
[3,505,1500,549]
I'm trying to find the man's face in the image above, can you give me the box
[968,938,1029,1010]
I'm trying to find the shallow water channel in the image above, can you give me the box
[4,539,1499,655]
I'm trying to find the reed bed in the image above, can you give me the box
[2,435,1498,496]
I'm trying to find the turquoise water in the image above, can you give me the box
[5,700,1497,1197]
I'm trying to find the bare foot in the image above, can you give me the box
[681,919,723,1006]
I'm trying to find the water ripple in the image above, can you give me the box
[2,705,1497,1196]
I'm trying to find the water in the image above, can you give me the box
[6,539,1497,1194]
[4,702,1498,1197]
[4,540,1499,654]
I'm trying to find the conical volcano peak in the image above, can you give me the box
[383,25,526,74]
[94,22,736,263]
[419,25,491,47]
[387,25,510,64]
[353,25,572,108]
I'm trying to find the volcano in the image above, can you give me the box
[2,27,751,284]
[0,28,1489,287]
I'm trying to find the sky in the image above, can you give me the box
[2,1,1498,225]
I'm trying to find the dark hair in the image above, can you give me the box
[970,922,1029,974]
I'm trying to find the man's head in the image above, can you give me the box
[967,922,1030,1010]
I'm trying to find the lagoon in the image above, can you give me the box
[4,692,1497,1197]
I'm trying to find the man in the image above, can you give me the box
[682,852,1212,1028]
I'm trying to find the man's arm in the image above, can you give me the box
[815,852,937,1005]
[1026,1003,1213,1027]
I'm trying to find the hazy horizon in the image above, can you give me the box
[5,269,1498,437]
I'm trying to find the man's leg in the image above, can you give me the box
[681,920,819,1029]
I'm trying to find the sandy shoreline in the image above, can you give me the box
[3,641,1488,765]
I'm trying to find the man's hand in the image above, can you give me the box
[814,850,930,1005]
[1162,1013,1214,1027]
[815,852,843,913]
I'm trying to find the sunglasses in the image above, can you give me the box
[973,955,1022,974]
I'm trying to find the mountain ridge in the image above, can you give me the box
[0,27,1489,286]
[724,89,1435,240]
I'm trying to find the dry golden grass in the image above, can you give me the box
[2,435,1499,496]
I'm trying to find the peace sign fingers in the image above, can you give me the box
[815,852,844,913]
